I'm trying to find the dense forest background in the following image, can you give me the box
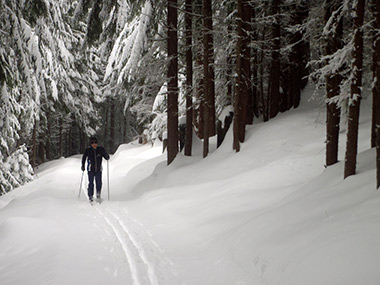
[0,0,379,194]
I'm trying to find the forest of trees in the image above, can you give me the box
[0,0,379,194]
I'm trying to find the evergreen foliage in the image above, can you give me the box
[1,0,379,192]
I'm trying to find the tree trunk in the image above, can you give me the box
[202,0,214,157]
[244,1,253,125]
[167,0,179,165]
[233,0,245,152]
[193,0,204,139]
[38,132,45,164]
[81,130,86,154]
[324,0,343,167]
[59,117,63,158]
[31,122,37,168]
[46,111,51,160]
[68,123,73,156]
[103,105,108,147]
[344,0,365,179]
[372,0,380,188]
[226,2,234,107]
[288,1,309,110]
[268,0,281,119]
[260,24,268,122]
[110,99,115,153]
[184,0,193,156]
[252,4,259,118]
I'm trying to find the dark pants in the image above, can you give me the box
[88,171,102,198]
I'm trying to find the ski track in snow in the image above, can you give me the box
[95,206,142,285]
[87,203,175,285]
[109,210,159,285]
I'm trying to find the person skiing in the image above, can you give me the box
[81,137,110,203]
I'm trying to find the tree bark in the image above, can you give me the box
[324,0,343,167]
[167,0,179,165]
[194,0,204,139]
[46,111,51,160]
[59,117,63,158]
[103,105,108,147]
[233,0,245,152]
[268,0,281,119]
[260,22,268,122]
[344,0,365,179]
[243,0,253,125]
[110,98,115,153]
[289,1,309,110]
[38,132,45,164]
[372,0,380,188]
[31,122,37,168]
[184,0,193,156]
[202,0,214,157]
[252,4,259,118]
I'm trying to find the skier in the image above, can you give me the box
[81,137,110,203]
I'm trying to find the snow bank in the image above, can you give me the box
[0,85,379,284]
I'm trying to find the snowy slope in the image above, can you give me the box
[1,85,379,285]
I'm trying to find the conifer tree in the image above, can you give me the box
[268,0,282,119]
[344,0,366,179]
[202,0,216,158]
[184,0,193,156]
[371,0,380,188]
[324,0,343,167]
[167,0,179,164]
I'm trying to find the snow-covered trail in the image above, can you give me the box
[1,88,380,284]
[0,144,175,285]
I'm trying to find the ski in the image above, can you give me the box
[88,198,101,205]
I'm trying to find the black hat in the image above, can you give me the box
[89,137,98,144]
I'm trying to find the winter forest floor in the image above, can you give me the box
[1,85,380,285]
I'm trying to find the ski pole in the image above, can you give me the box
[78,171,84,198]
[107,159,110,201]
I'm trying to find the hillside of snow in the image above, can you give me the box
[1,85,379,285]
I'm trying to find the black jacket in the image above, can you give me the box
[82,146,110,172]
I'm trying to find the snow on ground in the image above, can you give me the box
[1,85,380,284]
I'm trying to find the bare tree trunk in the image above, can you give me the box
[372,0,380,188]
[226,49,233,106]
[324,0,343,167]
[288,1,309,110]
[184,0,193,156]
[268,0,281,119]
[344,0,365,179]
[252,4,259,118]
[38,132,45,164]
[167,0,179,165]
[81,130,86,154]
[123,112,127,143]
[244,0,253,125]
[31,122,37,169]
[110,99,115,153]
[260,25,268,122]
[103,105,108,147]
[46,111,51,160]
[59,117,63,158]
[194,0,204,140]
[207,5,216,138]
[233,0,245,152]
[202,0,213,157]
[68,123,73,157]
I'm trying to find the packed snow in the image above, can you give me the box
[1,85,379,284]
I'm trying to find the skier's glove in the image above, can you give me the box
[81,165,85,171]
